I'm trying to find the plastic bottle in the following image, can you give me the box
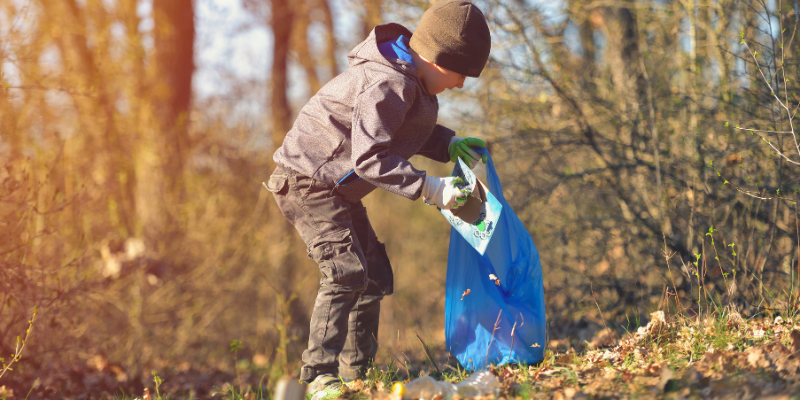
[453,370,500,398]
[401,376,456,400]
[400,371,500,400]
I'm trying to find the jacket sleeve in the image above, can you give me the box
[351,79,426,200]
[415,124,455,162]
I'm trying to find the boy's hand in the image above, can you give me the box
[422,175,471,210]
[449,137,488,168]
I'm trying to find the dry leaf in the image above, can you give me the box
[110,365,128,382]
[747,348,764,368]
[86,354,108,371]
[0,386,14,398]
[143,388,151,400]
[790,329,800,352]
[532,343,541,347]
[461,289,471,300]
[347,379,365,391]
[252,353,268,367]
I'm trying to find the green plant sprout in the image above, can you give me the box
[152,370,164,400]
[0,307,37,381]
[230,339,244,391]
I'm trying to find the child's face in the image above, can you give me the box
[423,64,466,95]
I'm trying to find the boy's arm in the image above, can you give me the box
[351,79,427,200]
[415,124,455,163]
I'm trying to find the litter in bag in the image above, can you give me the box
[445,149,546,370]
[438,157,502,255]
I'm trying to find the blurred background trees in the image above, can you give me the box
[1,0,799,387]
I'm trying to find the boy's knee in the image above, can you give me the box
[308,229,368,291]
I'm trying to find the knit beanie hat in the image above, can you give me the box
[409,0,491,78]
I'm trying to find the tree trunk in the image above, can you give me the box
[318,0,339,78]
[271,0,294,138]
[362,0,381,39]
[153,0,194,160]
[41,0,134,237]
[137,0,195,246]
[291,0,322,95]
[269,0,308,345]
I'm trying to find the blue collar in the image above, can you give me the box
[377,35,414,65]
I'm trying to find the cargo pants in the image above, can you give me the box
[264,166,394,382]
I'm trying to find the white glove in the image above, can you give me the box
[421,175,471,209]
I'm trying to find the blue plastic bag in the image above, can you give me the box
[445,150,546,370]
[438,157,502,255]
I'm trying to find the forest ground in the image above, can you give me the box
[2,306,800,399]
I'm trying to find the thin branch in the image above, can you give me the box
[486,310,502,366]
[741,38,800,157]
[415,332,440,375]
[711,165,799,201]
[733,127,796,134]
[373,333,410,379]
[0,307,37,381]
[591,283,614,341]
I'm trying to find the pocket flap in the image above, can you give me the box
[264,173,287,193]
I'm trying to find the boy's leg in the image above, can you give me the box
[338,203,394,381]
[265,167,369,383]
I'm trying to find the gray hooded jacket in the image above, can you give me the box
[272,23,455,203]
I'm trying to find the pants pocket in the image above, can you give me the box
[308,229,366,290]
[265,168,288,194]
[370,242,393,296]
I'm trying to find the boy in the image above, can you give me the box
[263,0,491,397]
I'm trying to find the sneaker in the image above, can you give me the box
[306,374,343,400]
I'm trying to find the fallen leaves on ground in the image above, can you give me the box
[4,310,800,399]
[353,310,800,400]
[500,310,800,399]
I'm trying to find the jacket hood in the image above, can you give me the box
[348,23,420,81]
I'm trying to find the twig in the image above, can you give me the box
[590,283,614,340]
[374,333,411,379]
[739,38,800,163]
[663,234,685,317]
[733,127,795,134]
[414,332,440,375]
[796,203,799,308]
[509,312,524,357]
[0,307,37,380]
[711,165,800,201]
[486,310,502,366]
[509,320,518,357]
[400,351,414,370]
